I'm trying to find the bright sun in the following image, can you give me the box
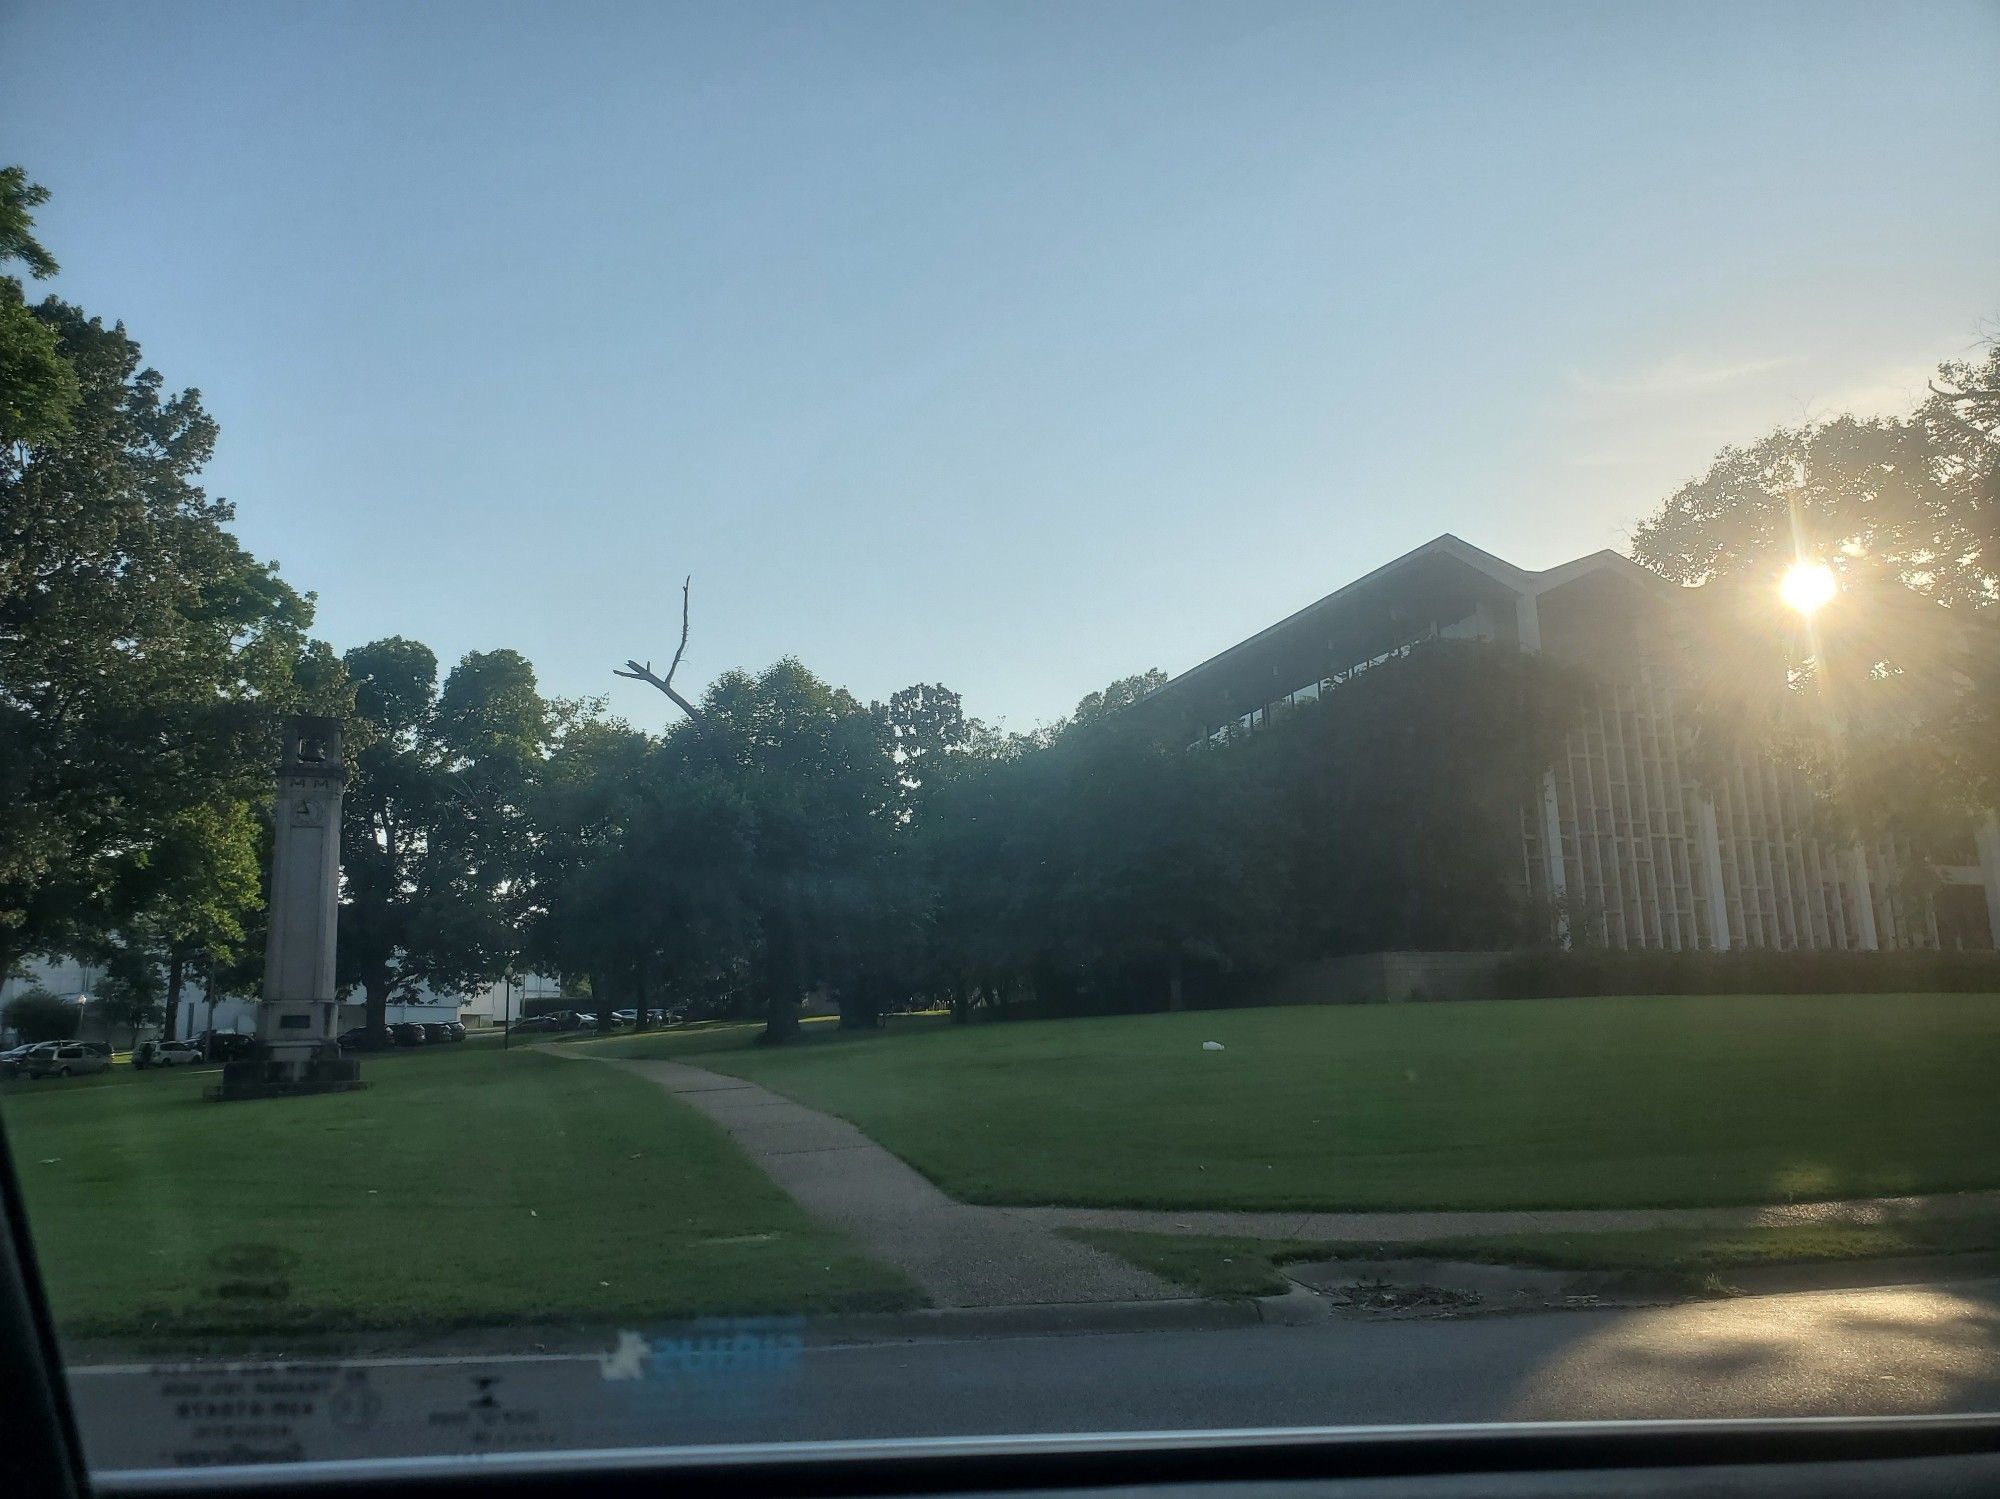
[1780,561,1838,615]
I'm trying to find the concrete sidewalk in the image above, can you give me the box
[604,1057,1178,1310]
[1013,1188,2000,1243]
[578,1049,2000,1303]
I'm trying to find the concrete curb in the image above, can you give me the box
[801,1295,1265,1346]
[61,1254,2000,1369]
[1014,1189,2000,1242]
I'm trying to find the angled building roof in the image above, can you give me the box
[1132,534,1681,729]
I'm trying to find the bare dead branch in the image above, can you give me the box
[667,574,693,687]
[1928,380,2000,403]
[614,575,705,722]
[1922,381,2000,442]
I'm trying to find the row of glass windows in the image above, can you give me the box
[1186,638,1424,752]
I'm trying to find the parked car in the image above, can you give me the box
[1,1043,51,1079]
[390,1022,428,1047]
[22,1042,112,1079]
[187,1030,259,1061]
[133,1039,204,1069]
[444,1021,467,1041]
[507,1014,560,1035]
[526,1009,599,1031]
[336,1026,395,1052]
[420,1022,451,1044]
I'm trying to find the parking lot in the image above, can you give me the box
[0,1022,506,1089]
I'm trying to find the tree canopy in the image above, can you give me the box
[1632,346,1997,610]
[0,212,345,983]
[0,166,78,446]
[338,640,553,1034]
[1632,342,1999,836]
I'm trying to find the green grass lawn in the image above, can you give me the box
[1,1043,919,1339]
[1073,1213,2000,1299]
[594,995,2000,1212]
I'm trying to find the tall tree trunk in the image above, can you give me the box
[598,968,618,1034]
[202,964,218,1059]
[1166,954,1186,1012]
[163,951,186,1044]
[364,964,392,1040]
[758,888,804,1046]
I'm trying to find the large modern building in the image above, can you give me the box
[1135,534,2000,954]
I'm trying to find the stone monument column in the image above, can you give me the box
[239,715,356,1091]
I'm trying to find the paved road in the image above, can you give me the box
[67,1278,2000,1472]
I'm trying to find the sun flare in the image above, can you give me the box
[1780,561,1837,615]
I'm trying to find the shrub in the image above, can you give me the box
[3,989,78,1043]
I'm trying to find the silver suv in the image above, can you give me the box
[21,1042,112,1080]
[133,1038,203,1069]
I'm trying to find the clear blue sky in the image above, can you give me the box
[5,1,1996,730]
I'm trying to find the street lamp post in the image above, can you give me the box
[503,974,515,1050]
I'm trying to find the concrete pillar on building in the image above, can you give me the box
[1514,591,1543,653]
[1515,589,1570,944]
[1695,798,1732,951]
[1540,768,1570,945]
[1848,846,1880,952]
[1976,812,2000,949]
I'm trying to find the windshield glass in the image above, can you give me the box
[3,0,1999,1478]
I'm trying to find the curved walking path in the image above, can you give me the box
[598,1056,1178,1310]
[577,1050,2000,1306]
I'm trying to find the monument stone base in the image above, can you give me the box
[210,1055,367,1103]
[207,996,364,1101]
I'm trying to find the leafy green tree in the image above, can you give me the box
[615,624,903,1043]
[0,166,78,445]
[1633,345,1996,611]
[108,801,266,1045]
[0,285,339,981]
[1632,341,1999,842]
[90,939,167,1047]
[913,646,1578,1015]
[1066,669,1170,730]
[915,727,1038,1021]
[3,989,74,1043]
[518,712,661,1027]
[879,683,970,816]
[671,660,899,1044]
[1259,643,1579,953]
[340,640,551,1036]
